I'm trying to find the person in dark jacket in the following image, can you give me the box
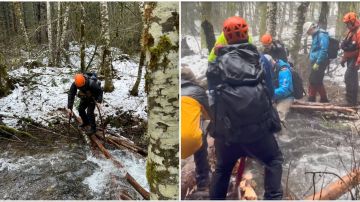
[181,67,211,191]
[261,34,289,62]
[208,16,284,200]
[68,73,103,135]
[260,54,275,98]
[341,12,360,106]
[303,22,330,103]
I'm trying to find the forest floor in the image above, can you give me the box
[0,43,149,199]
[181,36,360,200]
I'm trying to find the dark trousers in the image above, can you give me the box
[345,58,358,105]
[78,98,96,130]
[209,133,284,200]
[308,61,328,100]
[194,131,210,188]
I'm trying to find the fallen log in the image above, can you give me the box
[305,170,360,200]
[291,104,356,114]
[106,135,147,157]
[293,100,333,106]
[126,173,150,200]
[0,124,37,139]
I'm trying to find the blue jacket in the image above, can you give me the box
[260,54,275,98]
[274,60,293,101]
[310,30,329,64]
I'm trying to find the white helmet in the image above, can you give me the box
[303,22,316,35]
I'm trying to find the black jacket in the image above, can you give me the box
[181,79,210,116]
[67,78,103,109]
[263,40,288,62]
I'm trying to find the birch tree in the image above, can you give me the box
[56,3,70,66]
[47,1,54,66]
[100,2,114,92]
[143,2,179,200]
[290,2,310,66]
[13,2,30,55]
[266,2,277,38]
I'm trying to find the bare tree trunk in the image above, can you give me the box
[278,2,286,40]
[318,2,329,30]
[80,2,86,72]
[55,2,61,65]
[266,2,277,38]
[201,19,215,53]
[144,2,179,200]
[290,2,310,66]
[130,3,145,96]
[14,2,30,55]
[289,3,294,23]
[47,1,54,66]
[100,2,114,92]
[56,3,70,67]
[259,2,267,37]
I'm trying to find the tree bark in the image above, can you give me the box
[290,2,310,66]
[259,2,267,37]
[100,1,114,92]
[80,2,86,72]
[56,3,70,67]
[14,2,30,55]
[143,2,179,200]
[47,1,54,66]
[201,19,215,53]
[266,2,277,38]
[55,2,61,64]
[318,2,329,30]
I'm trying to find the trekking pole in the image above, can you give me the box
[93,98,106,141]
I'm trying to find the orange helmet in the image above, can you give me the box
[74,73,86,87]
[261,34,273,46]
[343,12,357,23]
[223,16,249,44]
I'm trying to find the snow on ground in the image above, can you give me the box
[0,43,146,128]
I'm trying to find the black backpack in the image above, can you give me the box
[328,37,340,59]
[85,72,101,88]
[207,43,281,144]
[290,68,305,99]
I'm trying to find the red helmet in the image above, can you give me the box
[223,16,249,44]
[343,12,357,24]
[74,73,86,87]
[261,34,272,46]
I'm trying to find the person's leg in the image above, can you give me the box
[194,132,210,190]
[78,99,89,126]
[87,99,96,133]
[308,63,317,102]
[345,59,358,106]
[209,140,240,199]
[242,133,284,200]
[276,98,294,136]
[317,62,329,102]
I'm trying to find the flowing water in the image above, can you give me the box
[0,133,149,200]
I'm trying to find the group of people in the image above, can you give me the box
[181,12,360,200]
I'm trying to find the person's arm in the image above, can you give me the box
[67,83,77,109]
[355,29,360,66]
[274,69,293,100]
[316,33,329,64]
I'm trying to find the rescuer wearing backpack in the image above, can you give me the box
[207,16,283,200]
[67,72,103,135]
[265,55,294,136]
[261,34,289,62]
[340,12,360,106]
[181,67,211,191]
[303,22,330,103]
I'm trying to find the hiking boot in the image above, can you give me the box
[86,127,96,135]
[320,97,329,103]
[308,96,316,102]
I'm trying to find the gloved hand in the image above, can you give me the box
[312,63,319,71]
[340,60,346,67]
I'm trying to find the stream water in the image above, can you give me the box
[0,134,149,199]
